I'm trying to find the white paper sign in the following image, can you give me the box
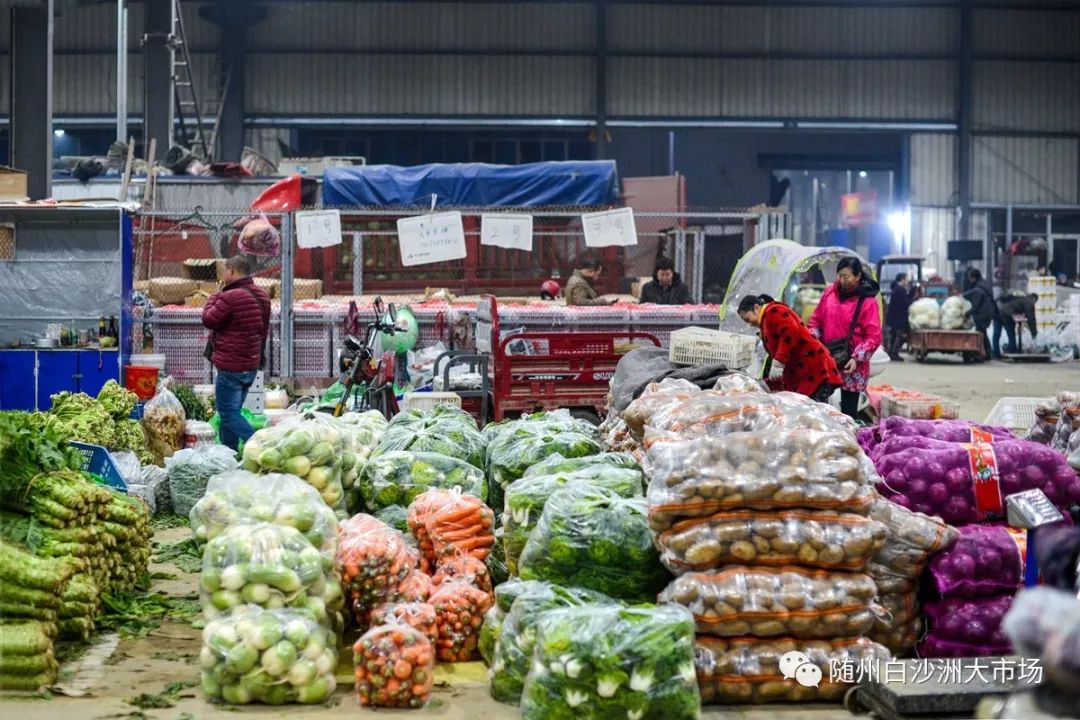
[397,211,467,267]
[295,209,343,249]
[481,214,533,252]
[582,207,638,247]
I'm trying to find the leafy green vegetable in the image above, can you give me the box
[97,380,138,421]
[48,391,117,448]
[479,605,504,667]
[171,384,209,422]
[153,537,204,574]
[522,452,642,479]
[521,605,700,720]
[375,410,486,470]
[518,485,669,603]
[486,422,603,492]
[489,582,618,704]
[97,591,201,638]
[372,505,409,533]
[359,451,487,511]
[127,680,197,709]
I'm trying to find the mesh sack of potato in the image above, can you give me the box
[866,497,958,581]
[621,378,702,440]
[694,636,891,704]
[656,509,887,575]
[868,591,922,656]
[646,429,877,532]
[659,566,878,639]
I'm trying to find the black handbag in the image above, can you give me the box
[825,296,865,368]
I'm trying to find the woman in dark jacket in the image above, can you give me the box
[739,294,843,403]
[885,273,913,361]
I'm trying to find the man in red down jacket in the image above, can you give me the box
[201,255,271,450]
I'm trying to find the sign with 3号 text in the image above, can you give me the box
[582,207,637,247]
[295,209,343,249]
[481,213,533,252]
[397,211,467,267]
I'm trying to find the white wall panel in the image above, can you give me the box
[609,58,954,119]
[911,206,956,273]
[256,1,593,52]
[973,136,1080,204]
[974,61,1080,133]
[910,134,958,207]
[608,5,956,55]
[246,54,594,117]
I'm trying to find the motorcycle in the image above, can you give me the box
[319,297,402,419]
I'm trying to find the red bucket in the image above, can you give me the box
[125,365,159,401]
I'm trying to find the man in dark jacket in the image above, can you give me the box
[639,256,691,305]
[885,273,913,360]
[993,291,1038,357]
[202,255,271,450]
[962,268,998,359]
[565,258,616,306]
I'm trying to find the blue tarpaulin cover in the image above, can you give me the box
[322,161,619,208]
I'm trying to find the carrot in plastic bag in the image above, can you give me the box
[354,624,434,709]
[407,488,456,568]
[370,601,439,648]
[398,569,434,603]
[426,490,495,561]
[429,580,493,663]
[432,552,493,595]
[338,514,417,622]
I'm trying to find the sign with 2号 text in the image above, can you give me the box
[396,211,467,267]
[481,213,533,252]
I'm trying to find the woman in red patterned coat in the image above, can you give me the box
[738,294,843,403]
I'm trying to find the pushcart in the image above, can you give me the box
[907,329,986,363]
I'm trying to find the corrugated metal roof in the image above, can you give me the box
[255,1,594,52]
[975,9,1080,58]
[608,58,955,119]
[973,136,1080,204]
[53,0,218,52]
[246,53,594,116]
[53,52,216,116]
[974,61,1080,133]
[910,134,957,207]
[607,4,956,56]
[911,205,957,270]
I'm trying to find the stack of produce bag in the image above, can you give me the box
[485,410,603,512]
[375,404,486,470]
[0,620,60,692]
[242,413,359,514]
[501,452,643,575]
[354,622,435,708]
[859,416,1013,456]
[644,391,890,702]
[199,605,338,705]
[520,604,700,719]
[199,521,345,634]
[337,514,418,625]
[864,497,957,655]
[165,444,239,517]
[359,451,487,512]
[1004,587,1080,696]
[1025,392,1078,445]
[918,524,1025,657]
[335,410,389,511]
[940,295,973,330]
[908,298,941,330]
[189,470,339,560]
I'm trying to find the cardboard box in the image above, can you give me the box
[182,258,223,282]
[293,278,323,300]
[0,166,28,200]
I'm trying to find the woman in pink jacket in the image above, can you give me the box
[808,257,883,418]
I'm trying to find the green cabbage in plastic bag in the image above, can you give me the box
[359,451,487,511]
[486,426,603,496]
[165,444,240,517]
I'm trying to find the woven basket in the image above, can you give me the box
[149,277,198,305]
[254,277,281,299]
[292,278,323,300]
[182,258,222,282]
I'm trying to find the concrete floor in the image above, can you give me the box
[4,359,1079,719]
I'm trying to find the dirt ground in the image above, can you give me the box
[4,360,1078,720]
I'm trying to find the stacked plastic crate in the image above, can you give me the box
[1027,275,1059,339]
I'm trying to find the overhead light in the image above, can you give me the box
[858,170,868,178]
[53,129,65,137]
[886,208,911,253]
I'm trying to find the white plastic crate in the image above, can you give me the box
[669,327,757,368]
[401,392,462,413]
[985,396,1050,434]
[882,395,959,421]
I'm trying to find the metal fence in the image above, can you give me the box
[133,205,786,381]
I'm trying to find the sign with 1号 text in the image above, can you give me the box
[397,211,467,267]
[295,209,343,249]
[582,207,638,247]
[480,213,533,252]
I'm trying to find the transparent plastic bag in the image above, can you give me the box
[927,524,1024,598]
[656,509,887,574]
[397,568,434,603]
[189,470,338,560]
[1027,396,1063,445]
[868,591,922,655]
[921,595,1013,655]
[184,420,217,449]
[432,553,493,595]
[659,567,878,639]
[429,580,493,662]
[503,466,643,576]
[354,623,434,708]
[199,522,343,631]
[389,403,477,431]
[426,489,496,562]
[908,297,941,330]
[111,451,142,487]
[479,605,504,667]
[199,606,338,705]
[375,415,486,470]
[1003,587,1080,692]
[521,451,642,479]
[488,582,616,704]
[695,636,890,704]
[486,426,603,492]
[360,451,487,511]
[518,484,668,603]
[336,410,388,454]
[407,488,456,571]
[713,372,767,395]
[622,380,702,439]
[521,605,700,720]
[142,379,187,465]
[941,295,973,330]
[867,496,958,580]
[372,504,409,533]
[1052,393,1080,452]
[165,444,239,517]
[241,413,356,512]
[140,464,171,514]
[368,601,438,648]
[646,430,877,532]
[337,514,418,623]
